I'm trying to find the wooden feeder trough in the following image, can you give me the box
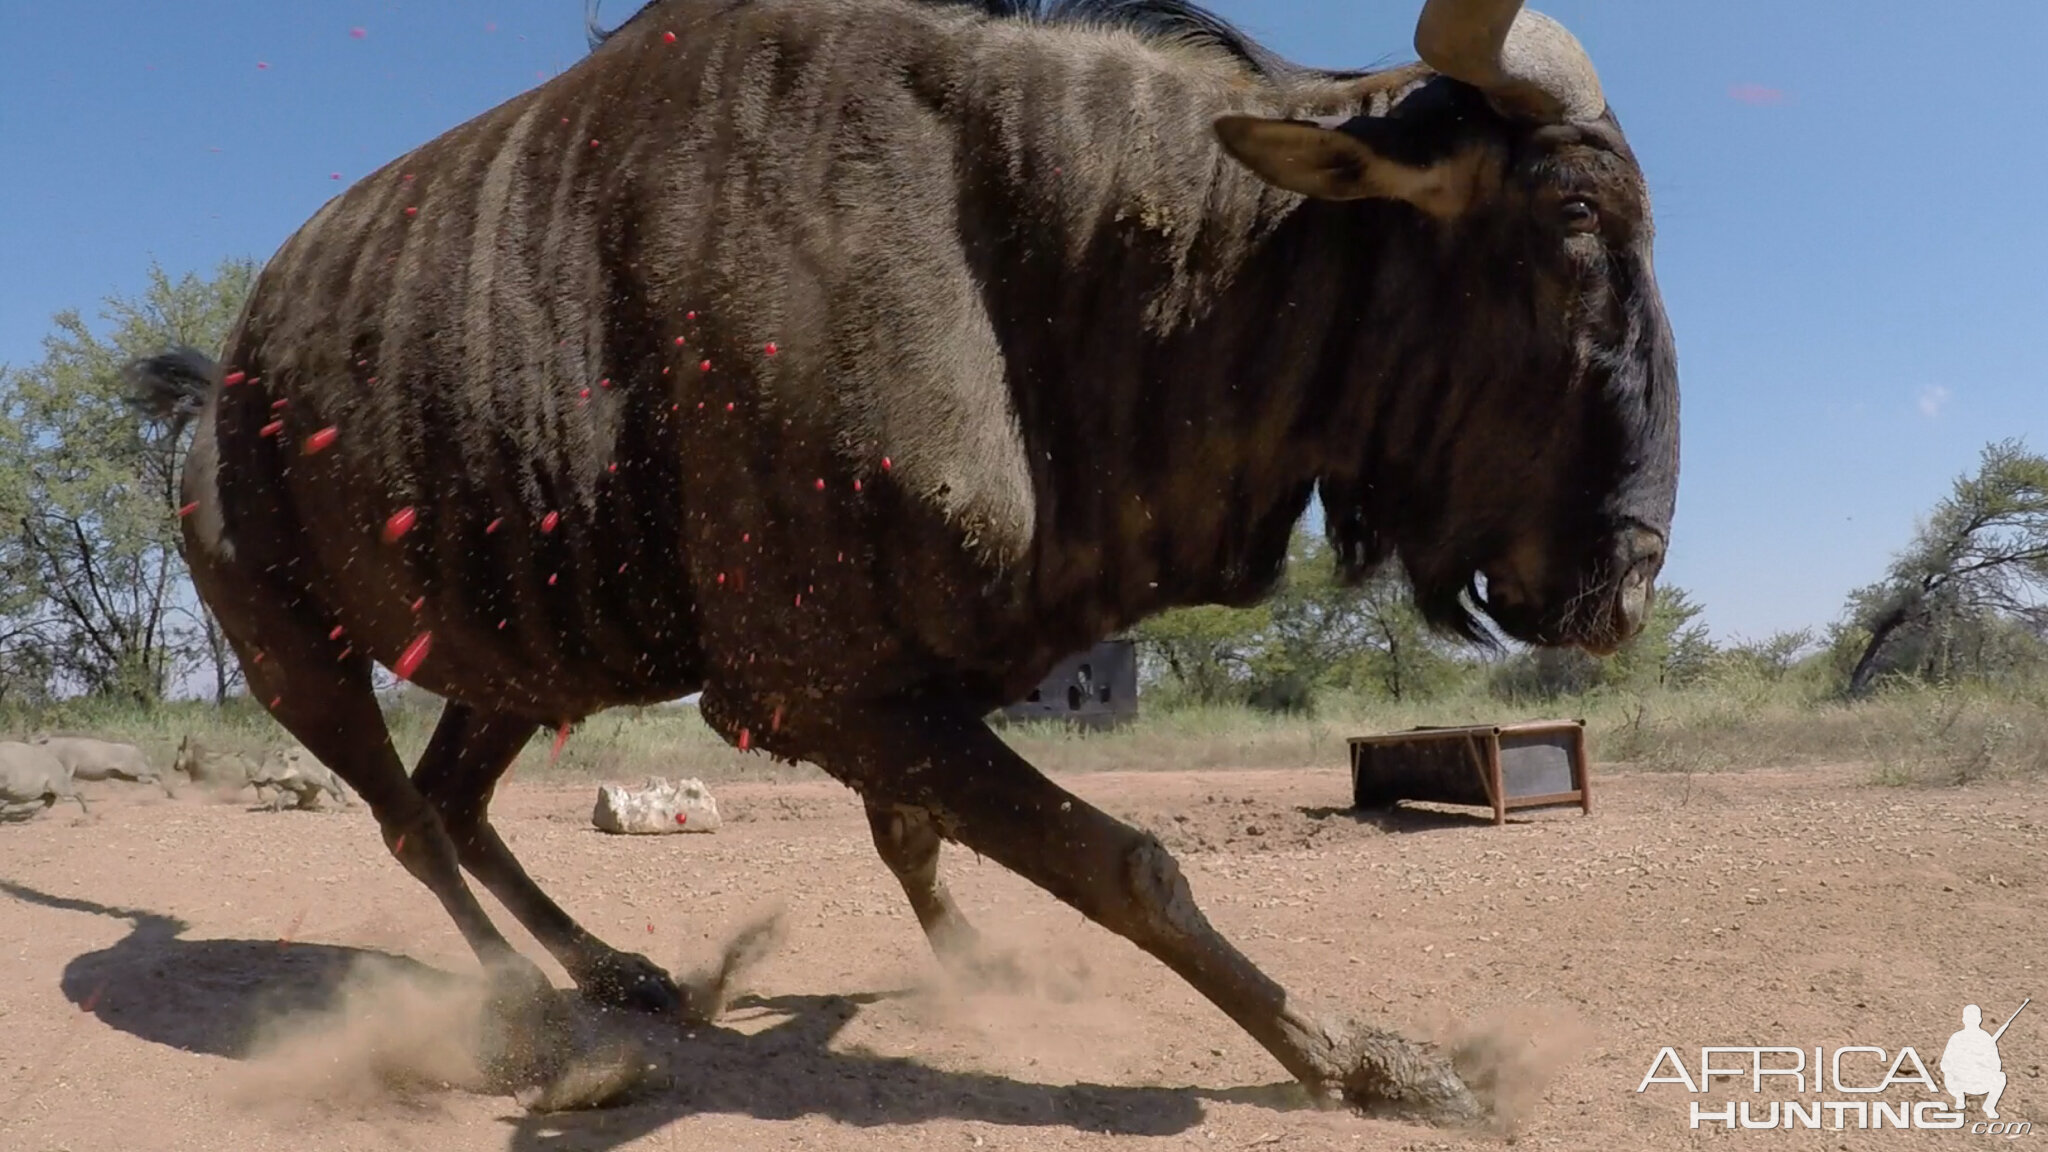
[1346,720,1591,826]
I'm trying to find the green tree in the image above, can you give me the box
[1842,439,2048,696]
[1,259,255,702]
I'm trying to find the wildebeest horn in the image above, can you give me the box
[1413,0,1605,123]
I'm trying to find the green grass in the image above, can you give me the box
[6,673,2044,789]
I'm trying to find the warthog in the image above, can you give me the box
[130,0,1678,1118]
[32,735,173,795]
[0,742,89,818]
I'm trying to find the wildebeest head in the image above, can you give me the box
[1214,0,1678,656]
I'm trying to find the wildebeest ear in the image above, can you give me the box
[1213,115,1479,218]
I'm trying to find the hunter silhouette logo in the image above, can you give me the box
[1944,1000,2028,1120]
[1639,996,2034,1135]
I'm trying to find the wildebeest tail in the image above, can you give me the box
[122,345,219,439]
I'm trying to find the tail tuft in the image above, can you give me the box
[122,345,219,438]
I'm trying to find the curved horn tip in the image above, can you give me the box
[1413,2,1607,124]
[1494,10,1606,122]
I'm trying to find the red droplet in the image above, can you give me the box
[392,631,433,681]
[770,706,783,732]
[260,420,284,437]
[853,479,862,492]
[411,596,426,613]
[178,501,200,518]
[350,26,367,39]
[540,511,560,533]
[686,310,697,320]
[402,172,415,182]
[394,833,406,855]
[737,728,751,751]
[270,398,289,410]
[548,573,559,585]
[381,506,417,543]
[330,172,341,180]
[599,377,611,388]
[328,625,345,640]
[485,517,503,534]
[725,401,734,412]
[742,533,750,543]
[618,562,628,573]
[699,359,712,372]
[674,335,686,346]
[607,462,617,473]
[550,722,571,764]
[794,594,802,606]
[257,61,270,70]
[252,651,264,664]
[662,30,677,43]
[269,695,282,709]
[404,206,418,217]
[223,370,246,386]
[579,387,591,399]
[589,138,601,148]
[764,342,778,356]
[338,647,352,660]
[716,572,725,584]
[881,456,893,471]
[305,426,339,453]
[814,478,825,491]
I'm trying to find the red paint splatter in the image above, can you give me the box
[674,335,686,345]
[550,722,571,764]
[402,172,415,182]
[330,172,341,180]
[737,728,751,751]
[599,377,611,388]
[223,370,246,386]
[548,573,558,586]
[497,619,507,630]
[618,562,628,573]
[485,517,503,534]
[257,61,270,70]
[794,594,802,606]
[725,402,734,412]
[260,420,284,438]
[338,647,352,660]
[686,310,697,320]
[742,533,750,543]
[269,695,282,709]
[814,478,826,491]
[699,359,712,372]
[305,426,339,453]
[350,26,367,39]
[252,651,264,664]
[393,631,433,681]
[663,30,677,43]
[770,706,783,732]
[673,812,687,827]
[716,572,725,584]
[579,387,591,400]
[404,206,418,217]
[589,138,601,148]
[271,398,289,410]
[411,596,426,613]
[881,456,893,471]
[853,479,862,492]
[381,506,417,543]
[328,625,345,640]
[178,501,199,518]
[394,833,406,855]
[607,462,617,473]
[540,511,560,533]
[764,342,778,356]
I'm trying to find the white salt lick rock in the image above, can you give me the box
[592,776,722,834]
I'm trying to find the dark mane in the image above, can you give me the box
[586,0,1352,80]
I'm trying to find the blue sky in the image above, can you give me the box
[2,0,2042,644]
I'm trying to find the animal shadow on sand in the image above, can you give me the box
[2,881,1300,1148]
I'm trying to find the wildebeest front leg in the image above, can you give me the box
[791,702,1483,1122]
[411,703,686,1018]
[864,800,1031,988]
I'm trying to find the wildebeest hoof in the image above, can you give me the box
[1328,1025,1487,1126]
[580,950,685,1018]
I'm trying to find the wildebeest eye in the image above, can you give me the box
[1561,197,1599,233]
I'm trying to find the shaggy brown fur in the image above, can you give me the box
[131,0,1678,1121]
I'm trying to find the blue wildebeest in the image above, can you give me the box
[130,0,1679,1121]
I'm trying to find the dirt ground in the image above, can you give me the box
[3,758,2045,1151]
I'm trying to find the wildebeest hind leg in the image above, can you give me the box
[412,702,686,1018]
[197,581,573,1089]
[783,701,1485,1124]
[864,800,1029,990]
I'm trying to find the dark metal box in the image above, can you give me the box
[1346,720,1591,825]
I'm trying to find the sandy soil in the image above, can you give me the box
[3,759,2045,1151]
